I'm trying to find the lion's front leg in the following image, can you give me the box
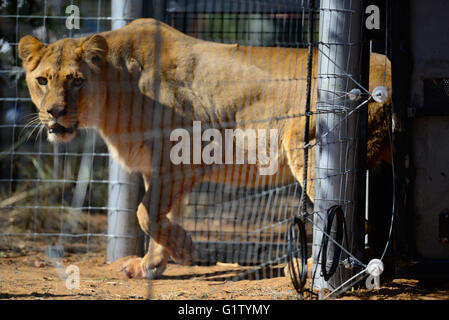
[120,204,183,279]
[121,173,196,279]
[138,175,195,264]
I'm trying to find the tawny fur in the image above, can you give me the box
[19,18,391,279]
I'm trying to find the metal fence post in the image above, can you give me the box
[107,0,143,262]
[312,0,366,290]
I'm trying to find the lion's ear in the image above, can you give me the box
[18,35,45,70]
[80,34,108,69]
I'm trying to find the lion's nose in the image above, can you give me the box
[47,105,67,119]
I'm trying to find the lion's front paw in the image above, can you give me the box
[120,257,146,279]
[140,253,168,279]
[119,254,168,279]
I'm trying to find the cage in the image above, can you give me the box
[0,0,404,301]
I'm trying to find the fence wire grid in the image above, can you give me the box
[0,0,392,300]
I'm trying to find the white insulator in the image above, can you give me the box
[348,88,362,101]
[366,259,384,277]
[372,86,389,103]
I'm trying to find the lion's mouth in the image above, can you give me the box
[48,121,78,135]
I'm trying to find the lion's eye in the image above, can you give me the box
[73,77,84,87]
[36,77,47,85]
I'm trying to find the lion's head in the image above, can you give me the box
[18,34,108,142]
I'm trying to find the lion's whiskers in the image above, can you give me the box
[35,123,45,142]
[19,114,42,141]
[26,121,43,142]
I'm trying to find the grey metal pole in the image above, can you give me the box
[312,0,365,290]
[107,0,143,262]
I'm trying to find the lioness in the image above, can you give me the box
[18,18,391,279]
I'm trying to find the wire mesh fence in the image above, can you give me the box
[0,0,392,300]
[164,0,319,265]
[0,0,115,253]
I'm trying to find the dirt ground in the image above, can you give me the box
[1,251,449,300]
